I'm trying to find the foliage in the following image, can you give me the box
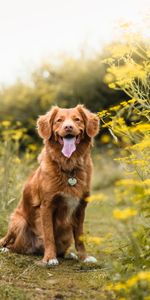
[0,54,127,146]
[0,31,150,299]
[0,136,37,235]
[98,35,150,299]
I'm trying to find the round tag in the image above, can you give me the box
[68,177,77,186]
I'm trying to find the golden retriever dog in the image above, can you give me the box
[0,105,99,265]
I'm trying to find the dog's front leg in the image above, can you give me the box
[73,199,88,260]
[73,199,97,263]
[40,201,58,265]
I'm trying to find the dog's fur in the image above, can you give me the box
[0,105,99,264]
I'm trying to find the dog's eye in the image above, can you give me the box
[56,118,62,123]
[74,118,80,122]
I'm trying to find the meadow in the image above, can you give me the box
[0,35,150,300]
[0,142,120,300]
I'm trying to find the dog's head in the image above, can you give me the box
[37,105,99,158]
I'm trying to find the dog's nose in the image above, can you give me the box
[64,124,73,131]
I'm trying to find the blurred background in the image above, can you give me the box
[0,0,150,143]
[0,0,149,197]
[0,2,150,299]
[0,0,149,198]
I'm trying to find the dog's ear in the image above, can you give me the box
[37,106,59,139]
[77,105,99,137]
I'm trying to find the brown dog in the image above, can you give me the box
[0,105,99,265]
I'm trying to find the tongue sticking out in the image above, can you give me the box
[62,137,76,158]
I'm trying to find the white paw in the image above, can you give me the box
[83,256,97,263]
[47,258,59,266]
[0,247,9,253]
[65,252,78,260]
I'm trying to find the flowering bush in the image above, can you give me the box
[99,36,150,299]
[0,120,38,225]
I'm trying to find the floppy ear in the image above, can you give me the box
[77,105,100,137]
[37,106,59,139]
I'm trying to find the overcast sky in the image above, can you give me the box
[0,0,149,84]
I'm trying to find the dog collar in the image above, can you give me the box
[68,177,77,186]
[60,167,78,186]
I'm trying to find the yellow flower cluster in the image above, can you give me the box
[85,193,106,202]
[107,63,147,90]
[116,179,150,187]
[1,120,11,127]
[131,123,150,132]
[1,128,27,141]
[97,110,110,118]
[116,179,142,186]
[28,144,38,151]
[107,271,150,292]
[100,134,111,144]
[79,235,104,245]
[113,207,137,220]
[131,138,150,151]
[101,37,150,300]
[108,44,132,58]
[98,99,136,124]
[109,105,121,111]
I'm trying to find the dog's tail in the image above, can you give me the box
[3,209,36,254]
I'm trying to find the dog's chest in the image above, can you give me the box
[53,193,80,226]
[65,195,79,217]
[59,193,79,219]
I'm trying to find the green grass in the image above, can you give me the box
[0,185,122,300]
[0,144,131,300]
[0,194,117,300]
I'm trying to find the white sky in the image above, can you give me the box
[0,0,150,84]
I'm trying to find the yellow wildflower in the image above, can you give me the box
[100,134,111,144]
[28,144,38,151]
[116,179,141,186]
[103,73,114,84]
[131,139,150,151]
[113,283,126,291]
[12,130,24,140]
[128,98,136,104]
[79,235,103,245]
[85,194,106,202]
[109,44,131,58]
[137,271,150,281]
[107,62,146,87]
[132,123,150,132]
[108,83,116,89]
[126,275,138,287]
[1,120,11,127]
[106,282,126,291]
[113,207,137,220]
[126,271,150,288]
[120,101,129,107]
[109,105,121,111]
[98,110,110,118]
[145,189,150,196]
[102,121,113,128]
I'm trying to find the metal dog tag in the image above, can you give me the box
[68,177,77,186]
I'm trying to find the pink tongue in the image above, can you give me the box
[62,137,76,158]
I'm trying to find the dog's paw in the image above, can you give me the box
[65,252,78,260]
[47,258,59,266]
[0,247,9,253]
[83,256,97,263]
